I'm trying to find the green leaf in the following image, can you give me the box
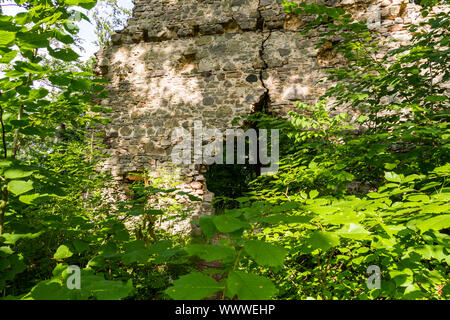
[4,168,34,179]
[0,50,18,63]
[16,31,50,49]
[23,268,133,300]
[320,211,363,225]
[72,240,90,253]
[80,270,133,300]
[385,172,403,183]
[389,269,414,287]
[308,231,340,251]
[0,31,15,46]
[70,78,90,91]
[226,271,277,300]
[263,214,311,224]
[410,245,446,261]
[121,242,151,265]
[166,272,223,300]
[48,74,71,86]
[416,215,450,233]
[23,280,72,300]
[420,204,450,214]
[7,180,33,195]
[213,215,248,233]
[309,190,319,199]
[405,194,429,202]
[18,193,41,204]
[53,245,73,260]
[0,160,12,168]
[0,246,13,255]
[65,0,98,10]
[335,223,371,240]
[48,48,79,62]
[0,232,42,245]
[384,162,399,170]
[13,12,32,25]
[367,192,387,199]
[185,244,235,262]
[244,240,287,267]
[53,30,74,44]
[199,216,217,240]
[426,95,447,102]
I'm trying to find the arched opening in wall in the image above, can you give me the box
[204,145,260,214]
[205,94,272,214]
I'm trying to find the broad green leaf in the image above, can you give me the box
[199,215,216,240]
[0,232,42,245]
[320,211,363,225]
[121,240,170,264]
[48,74,71,86]
[4,168,34,179]
[65,0,98,10]
[213,215,248,233]
[0,31,15,46]
[121,247,150,264]
[0,50,17,63]
[244,240,287,267]
[309,190,319,199]
[166,272,223,300]
[72,240,90,253]
[367,192,387,199]
[22,268,133,300]
[70,78,91,91]
[405,194,429,202]
[185,244,235,262]
[18,193,41,204]
[389,269,414,287]
[0,246,13,255]
[7,180,33,195]
[426,95,447,102]
[226,271,277,300]
[53,245,73,260]
[22,280,73,300]
[420,204,450,214]
[385,172,403,183]
[409,245,446,261]
[13,12,32,25]
[16,31,50,49]
[308,231,340,251]
[262,214,311,224]
[80,270,133,300]
[0,160,12,168]
[384,162,399,170]
[99,241,119,258]
[335,223,371,240]
[416,215,450,233]
[48,48,79,62]
[53,30,74,44]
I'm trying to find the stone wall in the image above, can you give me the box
[94,0,444,235]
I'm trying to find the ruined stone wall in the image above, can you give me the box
[94,0,444,235]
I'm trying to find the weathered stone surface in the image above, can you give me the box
[94,0,448,234]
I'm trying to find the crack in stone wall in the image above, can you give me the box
[94,0,447,235]
[256,0,272,113]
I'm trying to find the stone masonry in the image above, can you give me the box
[94,0,446,235]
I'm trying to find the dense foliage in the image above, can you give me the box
[0,0,448,300]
